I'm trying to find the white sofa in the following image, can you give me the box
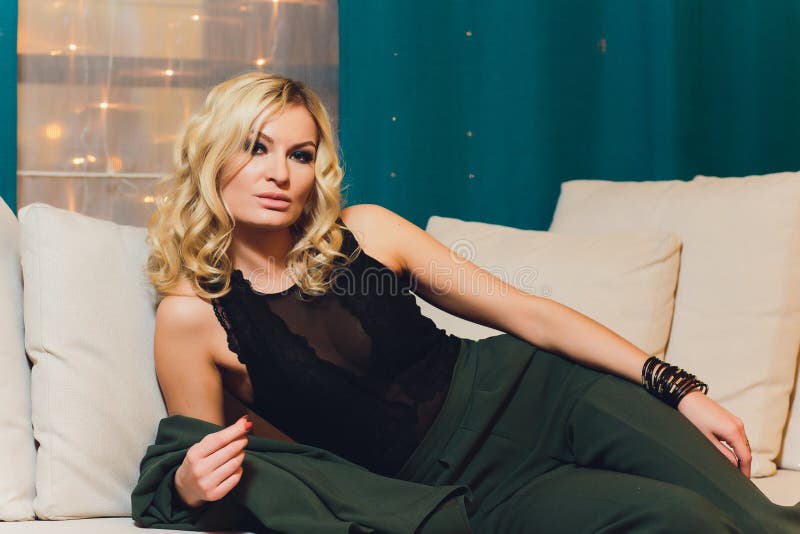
[1,172,799,531]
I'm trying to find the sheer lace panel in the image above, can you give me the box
[210,220,464,475]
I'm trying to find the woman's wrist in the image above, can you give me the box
[641,356,709,408]
[173,467,206,509]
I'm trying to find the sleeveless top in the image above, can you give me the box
[209,219,463,477]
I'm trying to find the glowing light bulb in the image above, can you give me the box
[192,14,200,21]
[86,154,97,163]
[44,123,63,139]
[142,196,155,204]
[71,157,85,165]
[99,102,109,109]
[68,43,77,51]
[255,58,266,66]
[49,49,62,56]
[164,69,175,77]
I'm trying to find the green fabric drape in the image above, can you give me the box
[339,0,800,230]
[131,414,472,533]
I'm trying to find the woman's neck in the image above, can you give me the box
[228,224,296,276]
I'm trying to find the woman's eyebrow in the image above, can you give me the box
[257,132,318,150]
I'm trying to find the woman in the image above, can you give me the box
[144,71,799,532]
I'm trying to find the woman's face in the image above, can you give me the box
[219,103,319,229]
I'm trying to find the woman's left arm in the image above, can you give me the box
[349,204,752,477]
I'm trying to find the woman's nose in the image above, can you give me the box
[264,153,290,183]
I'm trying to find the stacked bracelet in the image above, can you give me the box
[641,356,709,408]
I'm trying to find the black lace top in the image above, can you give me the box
[210,219,463,476]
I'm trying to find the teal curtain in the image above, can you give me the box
[338,1,800,230]
[0,3,15,213]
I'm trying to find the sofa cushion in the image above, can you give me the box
[0,517,238,533]
[418,215,681,360]
[0,197,36,521]
[548,172,800,477]
[19,203,165,519]
[751,469,800,507]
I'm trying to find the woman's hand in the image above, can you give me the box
[174,415,252,508]
[677,391,751,478]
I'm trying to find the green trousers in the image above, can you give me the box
[396,333,800,533]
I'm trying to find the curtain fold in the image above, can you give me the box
[339,0,800,230]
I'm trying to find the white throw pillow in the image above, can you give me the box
[418,215,681,361]
[0,197,36,520]
[19,203,166,519]
[548,172,800,477]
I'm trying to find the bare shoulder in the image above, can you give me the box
[340,204,414,275]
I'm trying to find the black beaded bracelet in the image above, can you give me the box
[641,356,709,408]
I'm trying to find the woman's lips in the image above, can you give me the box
[255,196,291,210]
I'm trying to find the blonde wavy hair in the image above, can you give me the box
[144,71,358,301]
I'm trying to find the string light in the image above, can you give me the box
[164,69,175,77]
[68,43,77,51]
[255,58,267,66]
[99,102,109,109]
[43,123,63,139]
[49,49,62,56]
[142,195,155,204]
[192,14,200,21]
[86,154,97,163]
[71,157,85,165]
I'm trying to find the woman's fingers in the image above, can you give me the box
[203,453,246,500]
[206,467,244,502]
[717,419,752,478]
[710,435,739,468]
[197,416,250,458]
[201,438,248,488]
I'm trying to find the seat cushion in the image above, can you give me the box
[549,172,800,477]
[0,517,251,533]
[751,469,800,507]
[0,198,36,521]
[420,215,681,360]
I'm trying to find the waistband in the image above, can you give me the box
[394,337,478,482]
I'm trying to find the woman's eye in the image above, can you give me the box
[291,150,315,164]
[251,142,267,155]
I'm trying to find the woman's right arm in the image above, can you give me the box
[154,295,252,508]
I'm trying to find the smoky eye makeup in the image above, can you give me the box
[292,150,315,163]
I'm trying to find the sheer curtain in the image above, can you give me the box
[17,0,338,226]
